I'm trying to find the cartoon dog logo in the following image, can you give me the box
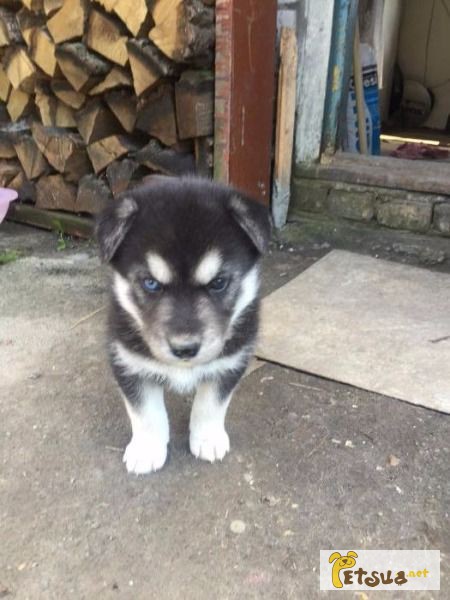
[329,551,358,588]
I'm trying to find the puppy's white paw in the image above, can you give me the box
[123,434,168,475]
[190,426,230,463]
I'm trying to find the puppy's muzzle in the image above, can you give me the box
[169,339,200,359]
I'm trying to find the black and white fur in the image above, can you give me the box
[96,176,271,475]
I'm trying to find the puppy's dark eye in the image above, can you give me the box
[207,276,228,293]
[142,278,162,293]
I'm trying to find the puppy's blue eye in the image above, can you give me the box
[207,276,228,292]
[142,278,162,293]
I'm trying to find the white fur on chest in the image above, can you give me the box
[112,341,248,393]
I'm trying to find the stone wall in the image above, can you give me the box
[291,177,450,237]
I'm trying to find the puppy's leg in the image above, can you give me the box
[120,378,169,475]
[189,380,231,462]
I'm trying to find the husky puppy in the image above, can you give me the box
[96,176,271,474]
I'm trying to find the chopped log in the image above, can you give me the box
[75,173,112,214]
[51,79,85,109]
[86,9,129,67]
[88,65,131,95]
[55,43,110,92]
[16,8,45,46]
[127,38,175,96]
[9,170,36,202]
[0,119,31,142]
[175,70,213,139]
[0,1,22,10]
[6,88,32,121]
[75,98,122,144]
[149,0,214,66]
[3,47,36,93]
[106,158,139,196]
[94,0,116,11]
[43,0,64,16]
[29,29,57,76]
[0,135,16,159]
[136,83,177,146]
[0,159,22,187]
[21,0,43,13]
[111,0,153,37]
[35,174,77,211]
[194,136,213,177]
[105,90,136,132]
[47,0,88,44]
[0,64,11,101]
[148,0,183,61]
[135,139,195,175]
[35,85,77,127]
[0,8,22,47]
[14,135,49,179]
[87,134,138,173]
[32,123,91,182]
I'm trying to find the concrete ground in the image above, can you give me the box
[1,219,449,599]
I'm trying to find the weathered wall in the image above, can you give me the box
[290,176,450,237]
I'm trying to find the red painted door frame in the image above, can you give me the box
[214,0,278,205]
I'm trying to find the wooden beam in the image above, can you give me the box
[214,0,277,204]
[272,27,298,228]
[294,0,335,163]
[7,203,93,238]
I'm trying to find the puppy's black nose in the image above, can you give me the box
[170,342,200,359]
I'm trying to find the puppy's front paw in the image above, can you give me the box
[123,434,168,475]
[190,426,230,463]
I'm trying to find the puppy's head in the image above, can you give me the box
[96,176,271,366]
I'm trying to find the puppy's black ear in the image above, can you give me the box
[229,194,271,254]
[95,196,138,262]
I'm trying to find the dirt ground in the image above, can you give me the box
[1,219,449,599]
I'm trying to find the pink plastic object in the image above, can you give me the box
[0,187,18,224]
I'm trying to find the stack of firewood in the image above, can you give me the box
[0,0,214,216]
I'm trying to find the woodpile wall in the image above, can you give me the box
[0,0,215,217]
